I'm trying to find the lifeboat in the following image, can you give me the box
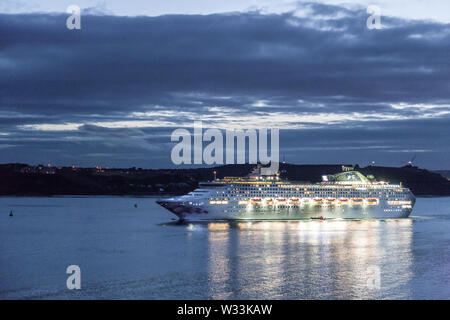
[338,198,348,202]
[265,198,273,205]
[351,198,363,205]
[313,198,323,204]
[366,198,378,205]
[251,198,261,202]
[276,198,287,202]
[325,198,336,201]
[289,198,300,202]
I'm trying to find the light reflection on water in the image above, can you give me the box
[191,220,414,299]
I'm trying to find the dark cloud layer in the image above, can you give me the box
[0,2,449,168]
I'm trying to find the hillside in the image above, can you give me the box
[0,163,448,196]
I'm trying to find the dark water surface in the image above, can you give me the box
[0,196,449,299]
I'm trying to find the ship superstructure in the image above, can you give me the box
[157,166,415,221]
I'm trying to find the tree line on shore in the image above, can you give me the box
[0,163,448,196]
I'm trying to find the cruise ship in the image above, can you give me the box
[157,166,415,221]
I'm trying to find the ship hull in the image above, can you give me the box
[157,199,414,221]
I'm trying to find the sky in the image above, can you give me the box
[0,1,449,169]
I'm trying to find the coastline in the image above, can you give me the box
[1,163,449,197]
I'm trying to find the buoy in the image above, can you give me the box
[9,210,13,217]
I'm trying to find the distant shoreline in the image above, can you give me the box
[1,163,449,197]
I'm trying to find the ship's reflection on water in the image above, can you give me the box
[186,220,413,299]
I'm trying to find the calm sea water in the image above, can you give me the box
[0,196,449,299]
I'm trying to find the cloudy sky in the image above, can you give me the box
[1,1,449,169]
